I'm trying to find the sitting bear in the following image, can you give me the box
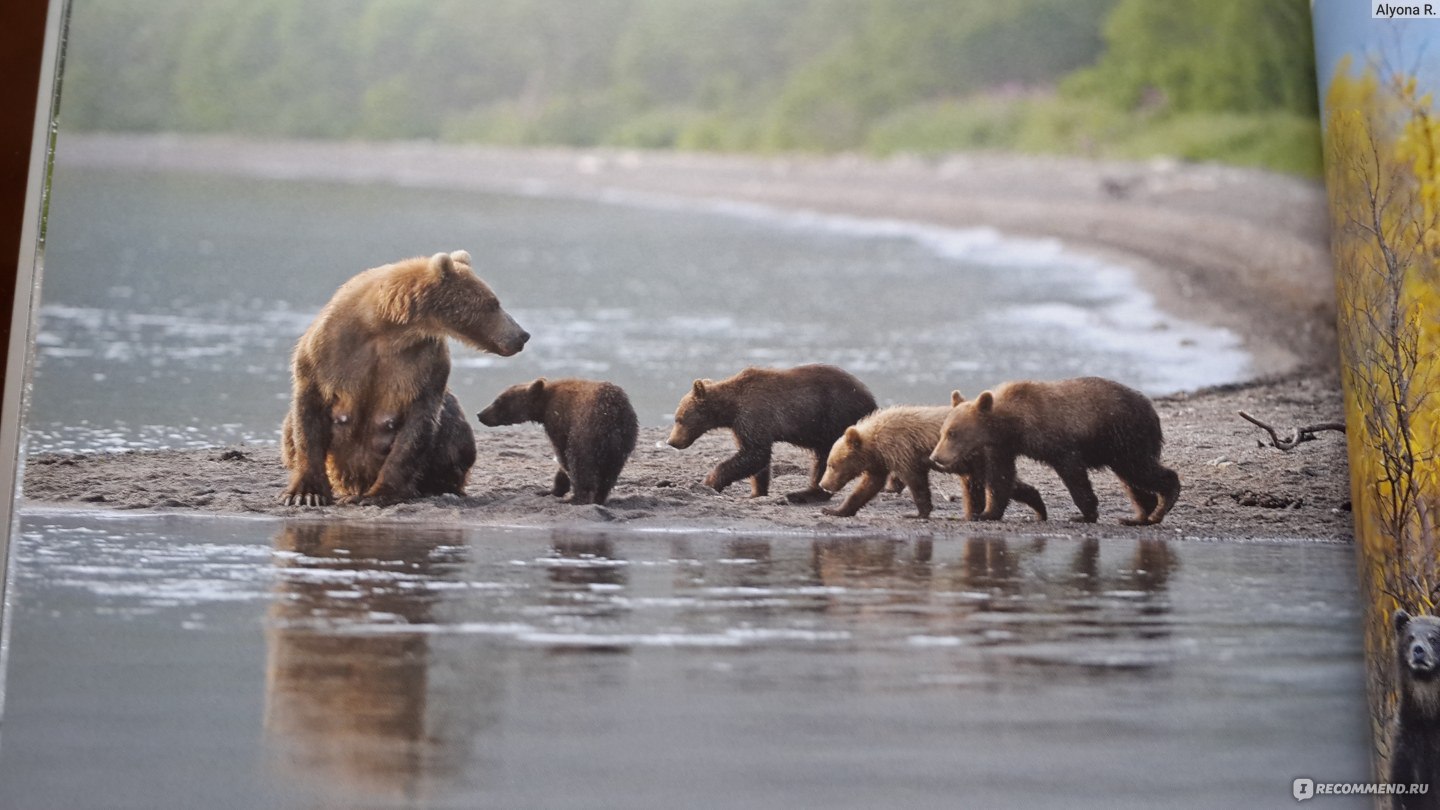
[477,377,638,506]
[666,364,878,503]
[820,404,1046,520]
[929,378,1179,524]
[281,250,528,506]
[1391,609,1440,809]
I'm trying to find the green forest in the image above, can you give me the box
[61,0,1322,174]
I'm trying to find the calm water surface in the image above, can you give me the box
[26,166,1246,453]
[0,513,1367,809]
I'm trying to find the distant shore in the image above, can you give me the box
[28,135,1348,540]
[56,133,1336,375]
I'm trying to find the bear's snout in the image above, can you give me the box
[493,328,529,357]
[667,425,694,449]
[1413,644,1435,668]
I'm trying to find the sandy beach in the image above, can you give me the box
[23,134,1348,541]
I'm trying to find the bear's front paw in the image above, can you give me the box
[821,506,854,517]
[1119,516,1158,526]
[973,511,1004,522]
[702,472,729,493]
[281,478,333,507]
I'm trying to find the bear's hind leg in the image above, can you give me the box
[1052,458,1099,522]
[1118,481,1159,526]
[593,462,624,505]
[1113,459,1179,525]
[785,450,835,504]
[548,468,571,498]
[566,454,602,505]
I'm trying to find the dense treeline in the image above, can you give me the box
[60,0,1321,173]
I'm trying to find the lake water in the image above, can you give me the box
[24,165,1248,453]
[0,513,1368,809]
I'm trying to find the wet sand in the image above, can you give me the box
[23,370,1350,541]
[28,135,1347,541]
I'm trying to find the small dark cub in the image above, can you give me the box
[478,378,638,506]
[1391,609,1440,810]
[666,364,879,504]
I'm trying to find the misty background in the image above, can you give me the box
[60,0,1321,174]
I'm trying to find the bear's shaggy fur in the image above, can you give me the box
[667,364,878,503]
[929,378,1179,524]
[476,377,639,506]
[1391,610,1440,809]
[281,250,529,506]
[819,405,1047,520]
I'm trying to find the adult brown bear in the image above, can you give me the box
[281,250,528,506]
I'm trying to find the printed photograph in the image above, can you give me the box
[0,1,1372,807]
[1315,2,1440,804]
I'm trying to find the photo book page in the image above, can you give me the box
[0,1,1406,807]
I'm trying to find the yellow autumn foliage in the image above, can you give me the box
[1325,55,1440,770]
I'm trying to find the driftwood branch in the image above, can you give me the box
[1237,411,1346,451]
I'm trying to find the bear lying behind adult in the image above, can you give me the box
[1390,609,1440,810]
[477,377,638,506]
[281,250,529,506]
[667,364,878,504]
[819,404,1047,520]
[929,378,1179,525]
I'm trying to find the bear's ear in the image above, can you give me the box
[692,379,707,399]
[1395,609,1413,634]
[528,378,546,398]
[429,252,456,278]
[449,250,472,268]
[976,391,995,413]
[844,426,862,447]
[950,390,964,407]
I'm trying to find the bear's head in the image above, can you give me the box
[930,390,992,472]
[667,378,726,449]
[477,378,546,427]
[407,251,530,356]
[1395,609,1440,683]
[819,426,873,493]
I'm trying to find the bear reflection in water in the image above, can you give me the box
[264,523,493,800]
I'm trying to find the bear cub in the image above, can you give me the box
[282,250,528,506]
[930,377,1179,525]
[667,364,878,504]
[1391,609,1440,809]
[820,404,1046,520]
[478,378,638,506]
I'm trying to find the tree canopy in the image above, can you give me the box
[59,0,1321,171]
